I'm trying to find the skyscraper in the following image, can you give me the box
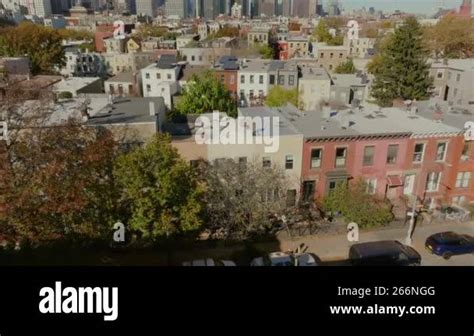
[308,0,317,16]
[33,0,52,16]
[292,0,309,17]
[165,0,187,17]
[260,0,275,17]
[136,0,156,16]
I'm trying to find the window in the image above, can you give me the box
[109,84,115,94]
[335,147,347,168]
[320,52,324,58]
[366,178,377,194]
[239,90,245,98]
[269,75,275,85]
[452,196,467,205]
[241,75,245,84]
[363,146,375,166]
[339,53,343,58]
[259,75,264,84]
[249,90,254,98]
[198,56,202,61]
[456,172,471,188]
[448,72,452,80]
[413,143,425,163]
[436,142,447,161]
[250,75,254,84]
[330,53,334,58]
[156,73,161,79]
[461,143,470,161]
[191,55,195,61]
[263,156,271,168]
[310,148,322,168]
[258,90,263,97]
[387,144,399,164]
[328,180,338,193]
[146,84,151,92]
[238,157,247,170]
[278,75,284,85]
[436,71,443,79]
[167,74,172,80]
[329,64,333,70]
[426,172,441,192]
[456,73,461,82]
[303,181,315,202]
[230,74,235,85]
[288,75,295,86]
[286,190,297,207]
[145,73,150,79]
[285,155,294,170]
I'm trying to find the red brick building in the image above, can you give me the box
[213,56,239,96]
[277,41,289,61]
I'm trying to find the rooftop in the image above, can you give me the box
[52,77,101,92]
[300,65,330,80]
[105,72,136,83]
[430,58,474,71]
[86,97,166,126]
[280,103,462,139]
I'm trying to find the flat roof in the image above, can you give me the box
[105,72,135,83]
[86,97,166,126]
[53,77,101,92]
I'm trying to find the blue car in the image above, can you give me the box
[425,232,474,260]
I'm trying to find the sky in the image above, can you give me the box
[338,0,463,14]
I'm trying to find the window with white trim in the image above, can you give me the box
[366,178,377,194]
[455,172,471,188]
[436,142,447,161]
[413,143,425,163]
[310,148,322,168]
[426,172,441,192]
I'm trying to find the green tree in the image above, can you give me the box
[335,59,356,74]
[313,20,332,43]
[176,70,237,117]
[0,22,65,74]
[256,43,275,59]
[370,17,432,107]
[322,180,394,228]
[266,86,299,107]
[113,134,204,240]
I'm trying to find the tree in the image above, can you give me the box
[256,43,275,59]
[201,159,293,240]
[113,134,204,240]
[370,17,432,107]
[266,86,299,107]
[335,59,356,74]
[312,19,344,46]
[2,97,120,244]
[424,15,474,59]
[0,22,65,74]
[133,24,167,39]
[176,70,237,117]
[322,180,394,228]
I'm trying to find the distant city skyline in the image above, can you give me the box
[339,0,464,14]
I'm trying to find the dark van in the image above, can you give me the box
[349,241,421,266]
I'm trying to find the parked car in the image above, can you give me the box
[250,252,321,266]
[182,259,236,266]
[349,241,421,266]
[425,232,474,260]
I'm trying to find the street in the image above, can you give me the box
[278,221,474,266]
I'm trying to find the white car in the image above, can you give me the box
[250,252,320,266]
[182,258,236,266]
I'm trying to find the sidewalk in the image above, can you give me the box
[277,220,474,265]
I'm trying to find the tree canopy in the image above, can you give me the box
[312,18,344,46]
[266,86,299,108]
[322,179,394,228]
[0,22,65,74]
[424,15,474,59]
[335,59,356,74]
[176,70,237,117]
[113,134,204,240]
[369,17,432,106]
